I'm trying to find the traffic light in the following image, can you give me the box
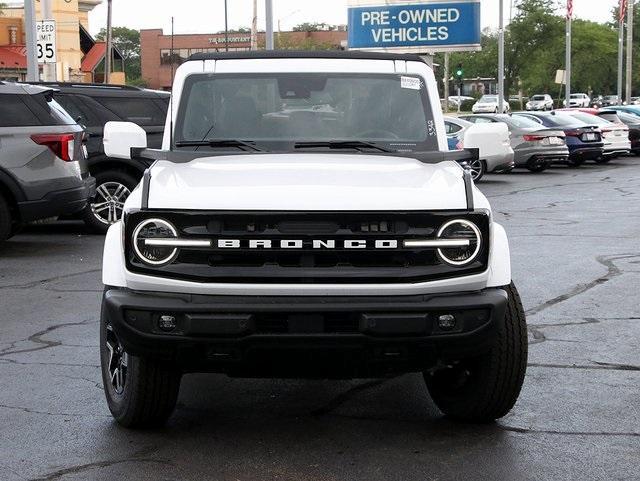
[455,63,464,80]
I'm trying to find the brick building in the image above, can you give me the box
[141,29,348,90]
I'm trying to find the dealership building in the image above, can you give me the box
[141,29,347,90]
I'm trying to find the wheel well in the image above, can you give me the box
[89,161,145,182]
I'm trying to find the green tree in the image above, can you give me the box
[292,22,337,32]
[96,27,141,84]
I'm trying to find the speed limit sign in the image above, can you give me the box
[36,20,57,64]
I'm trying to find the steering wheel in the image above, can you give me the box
[354,129,400,140]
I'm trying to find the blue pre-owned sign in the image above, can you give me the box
[348,1,481,51]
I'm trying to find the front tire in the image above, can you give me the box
[100,293,182,428]
[424,283,528,422]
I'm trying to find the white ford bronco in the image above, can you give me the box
[100,51,527,428]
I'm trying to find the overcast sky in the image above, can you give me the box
[88,0,620,36]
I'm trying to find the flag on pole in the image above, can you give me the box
[620,0,628,22]
[567,0,573,19]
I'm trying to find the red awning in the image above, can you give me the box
[81,42,106,73]
[0,46,27,69]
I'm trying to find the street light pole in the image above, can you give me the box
[443,52,450,114]
[565,9,571,107]
[265,0,274,50]
[105,0,113,83]
[224,0,229,52]
[24,0,38,82]
[618,12,624,105]
[251,0,258,50]
[498,0,505,113]
[42,0,56,81]
[625,0,634,103]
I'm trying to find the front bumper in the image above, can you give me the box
[18,176,96,222]
[103,287,508,377]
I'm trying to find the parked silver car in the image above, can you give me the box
[0,82,95,242]
[526,94,554,111]
[460,114,569,172]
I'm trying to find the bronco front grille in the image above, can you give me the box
[124,211,490,284]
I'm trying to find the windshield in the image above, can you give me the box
[503,115,544,129]
[570,94,584,99]
[175,73,438,152]
[531,95,546,101]
[479,95,497,102]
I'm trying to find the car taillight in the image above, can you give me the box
[601,129,612,134]
[30,133,75,161]
[565,130,581,137]
[523,134,544,142]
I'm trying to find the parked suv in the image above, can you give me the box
[24,82,169,232]
[100,51,527,428]
[0,82,95,242]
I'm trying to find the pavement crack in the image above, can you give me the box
[526,254,639,317]
[0,403,110,418]
[528,362,640,371]
[27,446,172,481]
[501,425,640,437]
[0,268,100,291]
[311,379,390,416]
[0,319,95,358]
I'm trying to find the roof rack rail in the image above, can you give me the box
[19,81,142,91]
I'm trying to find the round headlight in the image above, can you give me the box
[132,218,178,266]
[437,219,482,266]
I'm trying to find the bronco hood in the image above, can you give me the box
[143,153,469,211]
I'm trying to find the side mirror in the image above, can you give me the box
[103,121,147,159]
[463,123,512,160]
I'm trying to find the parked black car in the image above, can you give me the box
[23,82,169,232]
[0,82,95,242]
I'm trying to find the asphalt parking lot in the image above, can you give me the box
[1,158,639,481]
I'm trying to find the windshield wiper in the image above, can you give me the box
[294,140,391,153]
[174,139,264,152]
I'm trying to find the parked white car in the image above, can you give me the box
[526,94,554,111]
[444,116,515,180]
[472,95,510,114]
[563,93,590,108]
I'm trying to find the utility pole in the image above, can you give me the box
[618,5,624,105]
[443,52,450,114]
[251,0,258,50]
[224,0,229,52]
[105,0,113,83]
[24,0,39,82]
[42,0,56,81]
[498,0,505,113]
[626,1,634,103]
[265,0,274,50]
[565,2,572,107]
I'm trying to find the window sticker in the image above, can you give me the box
[400,76,422,90]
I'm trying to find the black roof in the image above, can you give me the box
[188,50,427,63]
